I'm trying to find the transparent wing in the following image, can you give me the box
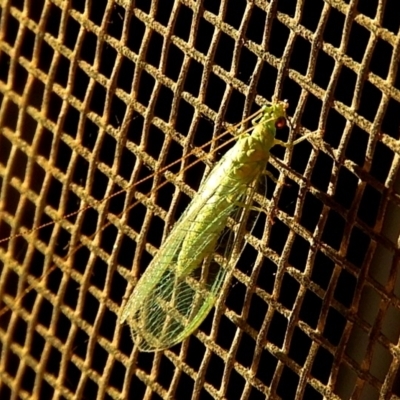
[121,171,249,351]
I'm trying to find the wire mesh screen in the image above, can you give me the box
[1,0,400,399]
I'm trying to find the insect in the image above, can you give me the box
[120,100,310,351]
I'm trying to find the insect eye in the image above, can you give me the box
[275,116,287,129]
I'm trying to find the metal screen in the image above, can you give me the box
[1,0,400,399]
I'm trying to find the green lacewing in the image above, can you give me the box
[120,100,309,351]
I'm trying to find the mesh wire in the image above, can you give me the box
[1,0,400,399]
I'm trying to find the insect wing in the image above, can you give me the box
[121,162,246,351]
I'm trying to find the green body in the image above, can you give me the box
[121,101,288,351]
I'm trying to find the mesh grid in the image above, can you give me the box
[1,0,400,399]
